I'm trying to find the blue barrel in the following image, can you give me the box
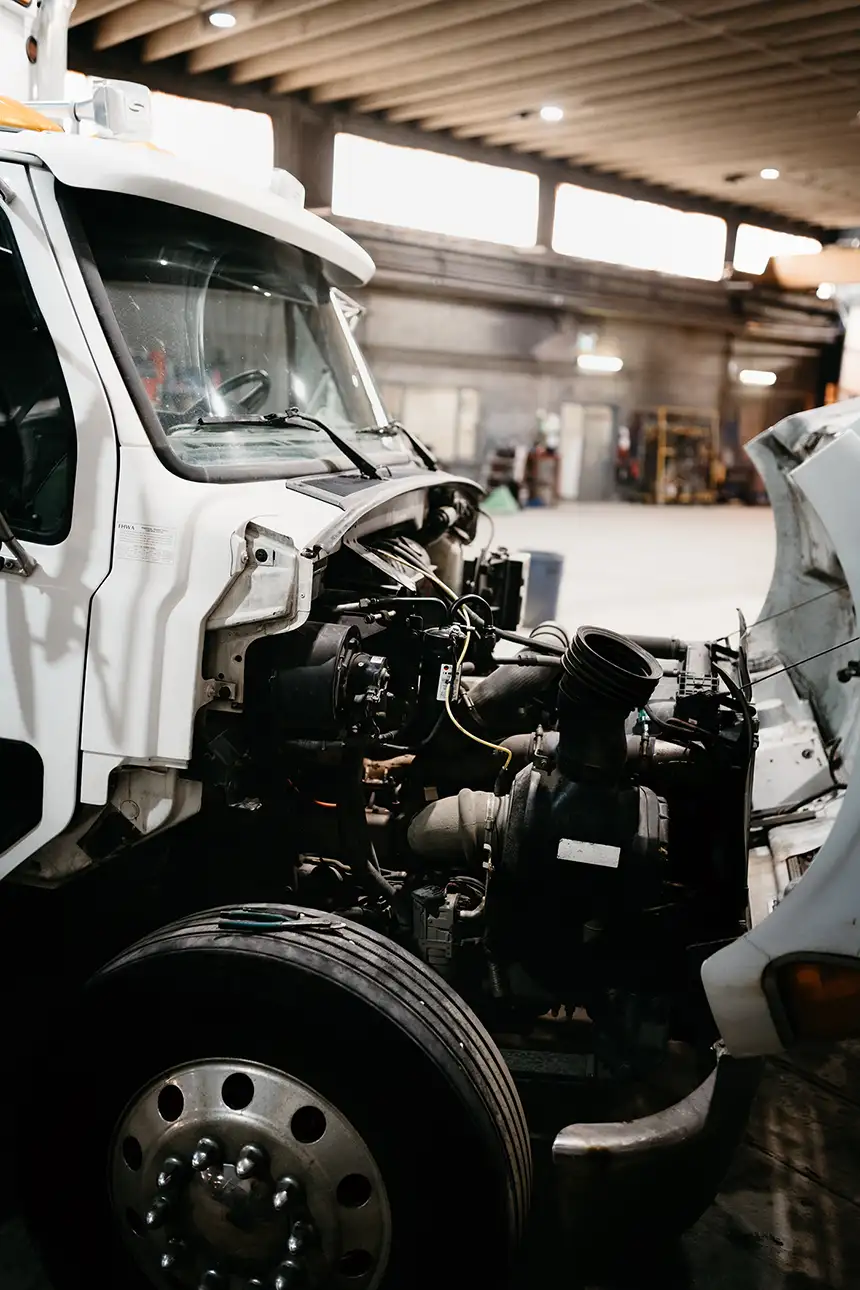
[521,550,564,628]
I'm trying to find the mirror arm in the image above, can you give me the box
[0,511,37,577]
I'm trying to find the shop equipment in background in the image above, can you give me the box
[634,405,722,504]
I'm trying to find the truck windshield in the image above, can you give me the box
[67,189,412,479]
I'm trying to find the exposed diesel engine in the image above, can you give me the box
[199,486,756,1080]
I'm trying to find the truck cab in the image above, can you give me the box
[4,4,860,1288]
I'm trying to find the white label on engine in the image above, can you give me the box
[557,838,621,868]
[115,521,177,566]
[437,663,457,701]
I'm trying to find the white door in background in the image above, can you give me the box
[559,403,585,499]
[402,386,459,460]
[386,385,480,464]
[560,403,616,501]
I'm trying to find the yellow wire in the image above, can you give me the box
[383,546,512,767]
[446,630,513,769]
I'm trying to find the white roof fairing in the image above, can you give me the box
[0,129,375,286]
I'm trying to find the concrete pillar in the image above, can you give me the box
[272,101,335,213]
[723,219,739,275]
[536,172,557,251]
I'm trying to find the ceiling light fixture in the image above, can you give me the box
[739,368,777,386]
[760,167,780,180]
[208,9,237,28]
[577,354,623,373]
[817,282,836,300]
[539,105,564,123]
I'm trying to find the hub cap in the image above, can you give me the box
[110,1061,391,1289]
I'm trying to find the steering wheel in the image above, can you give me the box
[184,367,272,419]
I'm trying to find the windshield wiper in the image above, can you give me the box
[190,408,389,481]
[359,419,438,472]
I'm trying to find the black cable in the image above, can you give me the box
[493,626,565,654]
[491,653,563,666]
[747,633,860,691]
[644,705,711,749]
[478,507,495,549]
[376,711,446,754]
[726,582,849,638]
[336,761,410,931]
[469,508,496,594]
[449,592,495,626]
[713,662,755,756]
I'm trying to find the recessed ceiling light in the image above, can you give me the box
[208,9,237,28]
[760,167,780,180]
[539,105,564,123]
[817,282,836,300]
[739,368,777,386]
[577,354,623,373]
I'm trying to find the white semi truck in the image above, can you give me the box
[3,3,860,1288]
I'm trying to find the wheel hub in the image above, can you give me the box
[110,1061,391,1289]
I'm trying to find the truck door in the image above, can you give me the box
[0,160,117,879]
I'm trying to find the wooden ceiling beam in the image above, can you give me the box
[342,30,740,112]
[548,120,860,174]
[340,0,859,108]
[190,0,442,75]
[387,45,783,128]
[70,0,134,24]
[306,0,629,103]
[387,39,860,125]
[380,7,860,126]
[620,167,859,225]
[531,101,857,163]
[142,0,337,63]
[424,49,860,134]
[95,1,207,49]
[475,75,847,150]
[261,0,669,91]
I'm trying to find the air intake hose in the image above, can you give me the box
[557,626,662,783]
[463,621,568,735]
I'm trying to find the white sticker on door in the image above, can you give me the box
[115,522,177,566]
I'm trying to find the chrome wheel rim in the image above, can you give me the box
[110,1060,391,1289]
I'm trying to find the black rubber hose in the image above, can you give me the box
[336,760,409,927]
[464,623,570,735]
[558,626,662,782]
[624,634,687,660]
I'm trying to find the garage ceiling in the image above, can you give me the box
[70,0,860,230]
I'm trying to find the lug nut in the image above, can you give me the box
[192,1137,222,1171]
[199,1272,228,1290]
[145,1196,172,1230]
[274,1261,307,1290]
[273,1175,304,1213]
[157,1156,188,1191]
[236,1142,268,1179]
[160,1239,187,1274]
[288,1219,316,1256]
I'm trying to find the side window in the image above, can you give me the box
[0,208,76,544]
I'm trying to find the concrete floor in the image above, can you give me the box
[4,501,858,1290]
[481,500,777,641]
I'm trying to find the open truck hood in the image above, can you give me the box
[746,399,860,790]
[703,398,860,1055]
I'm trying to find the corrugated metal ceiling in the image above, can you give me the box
[70,0,860,229]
